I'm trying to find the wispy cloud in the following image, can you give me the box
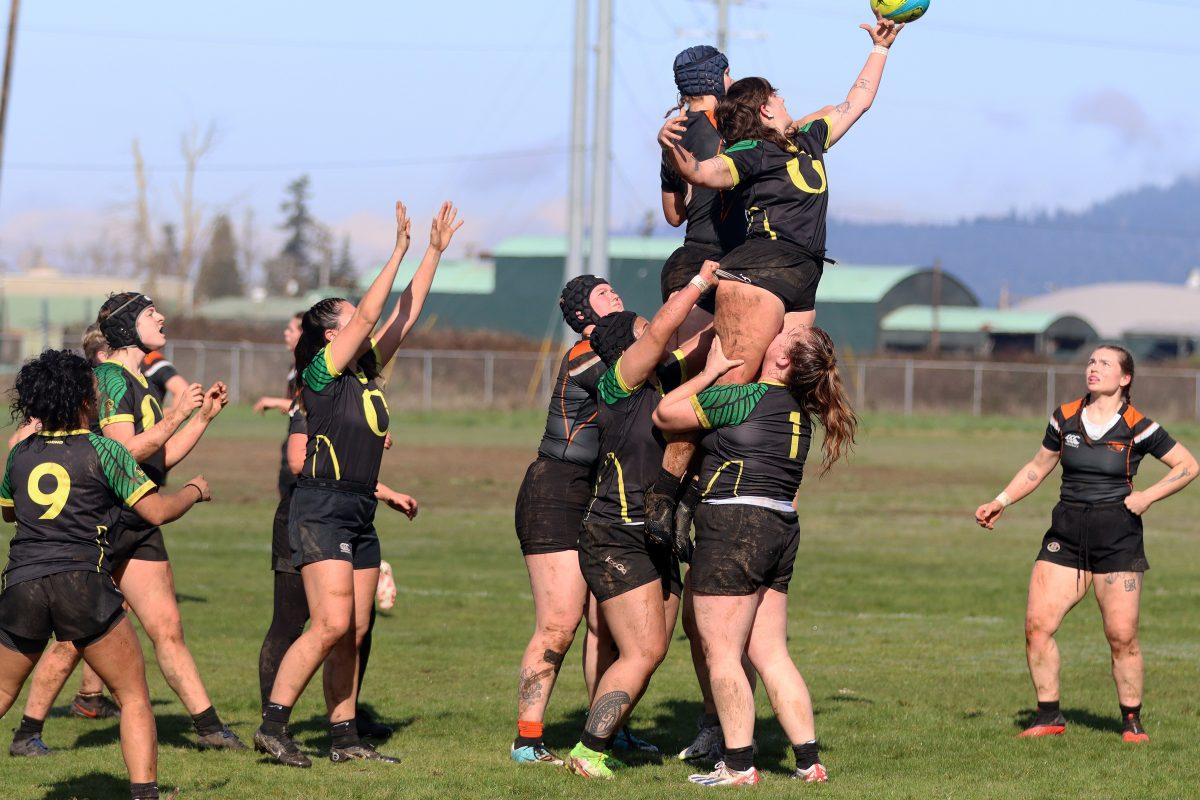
[1070,88,1158,145]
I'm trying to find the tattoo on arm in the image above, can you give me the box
[1026,470,1038,483]
[854,78,873,92]
[1163,468,1190,485]
[584,690,632,739]
[834,101,852,116]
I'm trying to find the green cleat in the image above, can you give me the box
[565,742,626,779]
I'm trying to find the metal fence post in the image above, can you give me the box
[1045,367,1056,417]
[903,360,914,416]
[230,344,242,404]
[422,351,433,411]
[856,362,866,411]
[1195,372,1200,421]
[972,365,983,417]
[484,352,495,407]
[195,342,206,385]
[541,354,554,401]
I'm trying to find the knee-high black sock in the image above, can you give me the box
[357,603,376,698]
[258,571,310,706]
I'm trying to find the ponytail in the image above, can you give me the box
[783,327,857,474]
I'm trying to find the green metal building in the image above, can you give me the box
[880,306,1099,358]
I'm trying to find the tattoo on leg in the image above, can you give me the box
[584,691,632,739]
[517,666,555,711]
[1105,573,1118,585]
[543,649,565,669]
[1124,578,1138,592]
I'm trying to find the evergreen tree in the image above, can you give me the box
[148,223,180,278]
[195,214,244,301]
[330,235,357,290]
[267,175,319,293]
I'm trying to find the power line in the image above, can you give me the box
[6,146,568,174]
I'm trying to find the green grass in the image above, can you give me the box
[2,409,1199,798]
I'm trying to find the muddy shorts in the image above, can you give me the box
[1038,500,1148,574]
[0,571,126,654]
[109,509,168,564]
[660,242,722,313]
[690,502,800,595]
[288,480,380,570]
[579,520,682,603]
[515,456,593,556]
[718,239,824,313]
[271,486,298,574]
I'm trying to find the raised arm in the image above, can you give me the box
[163,382,228,468]
[658,116,735,190]
[372,202,462,365]
[1126,443,1199,514]
[327,201,411,375]
[615,261,719,389]
[975,447,1061,530]
[102,382,203,462]
[654,336,743,433]
[822,13,903,148]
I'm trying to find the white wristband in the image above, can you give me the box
[689,275,710,293]
[872,45,890,57]
[995,491,1012,508]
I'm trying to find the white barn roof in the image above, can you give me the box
[1015,281,1200,339]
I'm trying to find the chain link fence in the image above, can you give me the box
[154,342,1200,421]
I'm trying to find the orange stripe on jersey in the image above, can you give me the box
[1122,405,1145,429]
[569,340,593,360]
[141,350,164,368]
[1059,398,1083,420]
[704,109,718,131]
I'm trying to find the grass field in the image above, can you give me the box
[1,407,1199,799]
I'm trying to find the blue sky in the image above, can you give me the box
[1,0,1196,276]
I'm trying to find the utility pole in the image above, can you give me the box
[716,0,730,51]
[563,0,589,342]
[588,0,612,281]
[0,0,21,211]
[680,0,764,53]
[930,259,942,355]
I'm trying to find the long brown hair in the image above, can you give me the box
[716,77,790,149]
[784,327,857,474]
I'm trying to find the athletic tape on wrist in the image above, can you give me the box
[872,45,890,56]
[995,491,1012,508]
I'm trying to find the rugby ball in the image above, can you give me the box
[871,0,930,23]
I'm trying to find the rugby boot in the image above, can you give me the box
[1018,710,1067,738]
[329,741,400,764]
[613,726,661,758]
[356,708,394,740]
[677,718,722,763]
[1122,712,1149,743]
[9,734,51,757]
[793,763,829,783]
[253,726,311,768]
[196,725,248,751]
[565,742,625,779]
[70,692,121,719]
[689,762,760,787]
[510,741,564,766]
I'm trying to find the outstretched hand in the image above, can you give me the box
[394,201,411,253]
[861,11,903,48]
[702,335,744,379]
[429,201,464,253]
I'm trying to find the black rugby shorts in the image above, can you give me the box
[514,456,593,556]
[1038,500,1149,574]
[689,502,800,595]
[578,519,682,603]
[288,480,381,570]
[0,571,126,654]
[718,239,824,313]
[660,243,722,313]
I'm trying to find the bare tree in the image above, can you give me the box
[240,206,258,289]
[177,122,217,307]
[131,137,154,291]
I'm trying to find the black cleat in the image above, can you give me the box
[196,725,248,751]
[70,692,121,719]
[9,734,51,757]
[356,709,394,741]
[1122,713,1149,743]
[253,726,311,768]
[330,741,400,764]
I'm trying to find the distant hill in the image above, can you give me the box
[825,176,1200,304]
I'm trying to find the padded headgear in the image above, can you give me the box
[590,310,640,368]
[98,292,154,353]
[674,45,729,98]
[559,275,611,334]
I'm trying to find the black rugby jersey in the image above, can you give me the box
[661,110,747,252]
[585,351,687,525]
[717,118,832,253]
[0,430,153,588]
[300,343,389,487]
[96,360,167,485]
[142,351,180,400]
[279,405,307,497]
[1042,398,1176,504]
[537,338,606,467]
[694,382,809,504]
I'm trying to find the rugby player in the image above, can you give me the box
[10,297,242,757]
[256,200,459,767]
[0,348,211,800]
[511,276,622,766]
[976,346,1197,742]
[564,261,719,780]
[657,12,903,383]
[655,327,856,785]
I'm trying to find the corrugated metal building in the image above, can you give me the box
[880,306,1098,357]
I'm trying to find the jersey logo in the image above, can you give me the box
[1107,442,1127,453]
[1064,433,1082,448]
[339,542,352,555]
[604,555,628,575]
[1047,541,1062,553]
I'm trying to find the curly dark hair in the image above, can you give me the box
[716,77,790,149]
[10,349,97,431]
[294,297,379,382]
